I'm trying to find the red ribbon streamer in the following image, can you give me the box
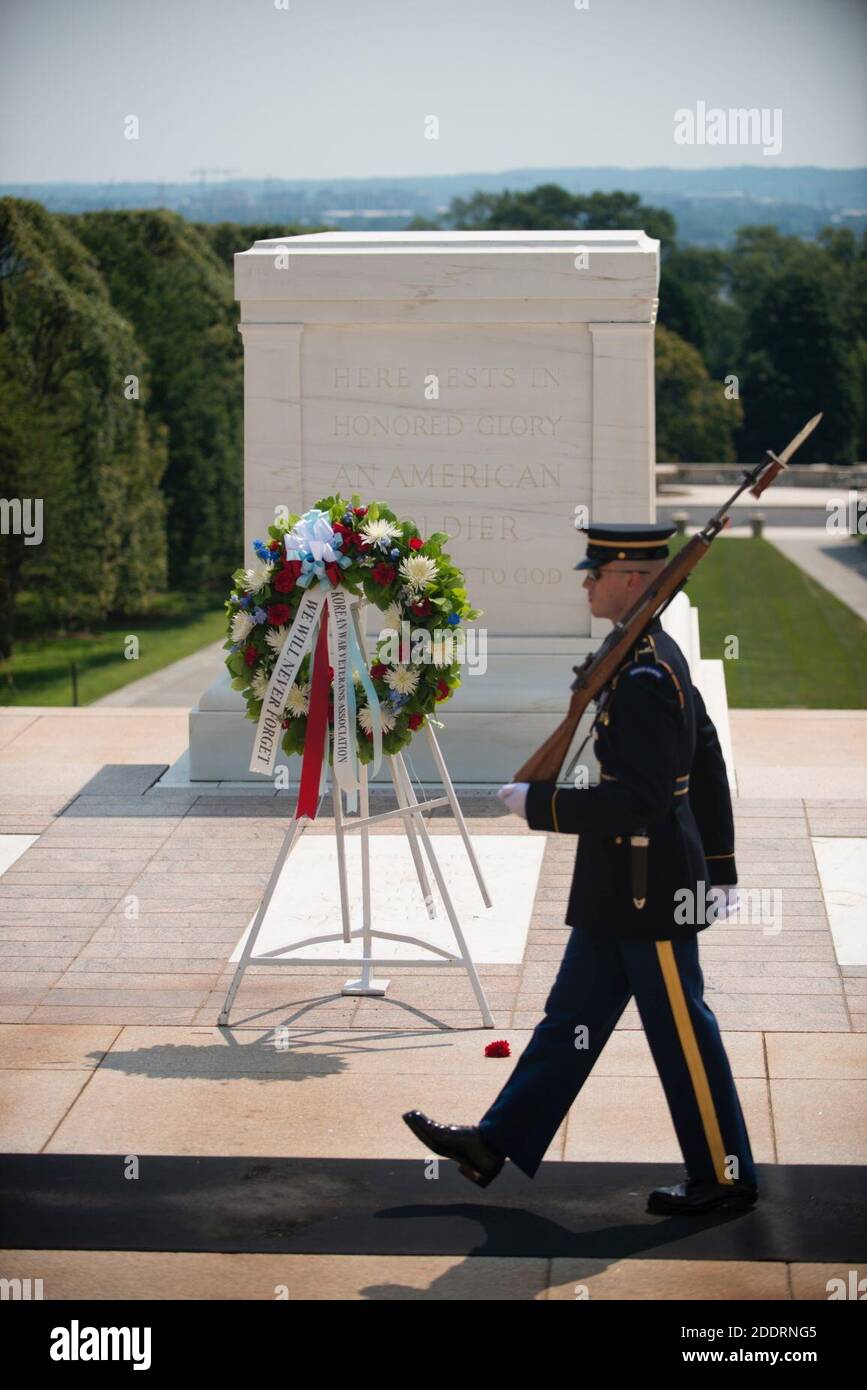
[294,601,330,820]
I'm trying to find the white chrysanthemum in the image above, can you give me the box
[250,669,271,701]
[398,554,438,590]
[285,682,310,717]
[241,560,274,594]
[358,704,395,735]
[265,625,289,654]
[379,601,403,633]
[384,663,420,695]
[231,610,255,642]
[360,518,402,547]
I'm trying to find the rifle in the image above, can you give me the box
[513,413,823,784]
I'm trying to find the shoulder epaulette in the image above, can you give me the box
[619,632,686,710]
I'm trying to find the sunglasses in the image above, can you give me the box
[585,567,651,583]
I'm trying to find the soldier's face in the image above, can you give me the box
[583,565,647,620]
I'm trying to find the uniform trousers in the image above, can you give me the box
[478,925,757,1186]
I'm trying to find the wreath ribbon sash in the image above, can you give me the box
[249,582,384,821]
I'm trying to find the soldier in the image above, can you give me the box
[404,522,758,1215]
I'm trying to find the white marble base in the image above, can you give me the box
[0,835,38,877]
[812,837,867,966]
[229,833,547,966]
[185,595,734,787]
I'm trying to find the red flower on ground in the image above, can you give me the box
[244,645,258,667]
[435,678,451,701]
[407,712,424,731]
[272,568,296,593]
[370,662,387,679]
[267,603,291,627]
[409,536,424,551]
[484,1040,511,1058]
[371,562,396,586]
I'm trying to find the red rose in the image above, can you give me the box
[435,678,451,701]
[268,539,281,552]
[485,1040,511,1058]
[409,537,424,551]
[354,506,368,517]
[281,718,290,729]
[244,645,258,667]
[408,712,424,731]
[370,662,387,679]
[325,561,342,587]
[267,604,291,627]
[284,559,303,579]
[410,598,432,618]
[272,568,296,593]
[371,562,396,586]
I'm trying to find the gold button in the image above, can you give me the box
[617,550,626,559]
[615,836,623,845]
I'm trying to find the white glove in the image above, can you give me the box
[721,885,740,919]
[498,782,529,819]
[708,885,739,922]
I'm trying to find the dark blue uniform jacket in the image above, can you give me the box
[525,616,737,941]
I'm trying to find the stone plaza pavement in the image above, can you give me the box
[0,706,865,1300]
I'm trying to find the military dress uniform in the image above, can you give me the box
[476,525,757,1197]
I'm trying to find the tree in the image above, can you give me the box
[737,257,856,464]
[0,198,166,657]
[68,210,244,588]
[446,184,676,249]
[655,325,742,462]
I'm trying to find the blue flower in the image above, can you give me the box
[230,642,241,653]
[252,538,271,562]
[253,606,267,625]
[447,612,460,626]
[389,547,400,558]
[240,595,253,610]
[229,594,240,606]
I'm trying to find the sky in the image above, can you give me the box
[1,0,865,185]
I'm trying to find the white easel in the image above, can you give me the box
[218,601,495,1027]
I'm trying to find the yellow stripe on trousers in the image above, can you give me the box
[654,940,731,1185]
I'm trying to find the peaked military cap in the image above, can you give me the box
[575,522,677,570]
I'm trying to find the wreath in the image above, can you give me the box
[224,494,481,765]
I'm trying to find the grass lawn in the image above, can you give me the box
[0,594,227,707]
[0,539,863,710]
[673,536,867,707]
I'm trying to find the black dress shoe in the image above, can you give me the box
[647,1177,758,1215]
[403,1110,505,1188]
